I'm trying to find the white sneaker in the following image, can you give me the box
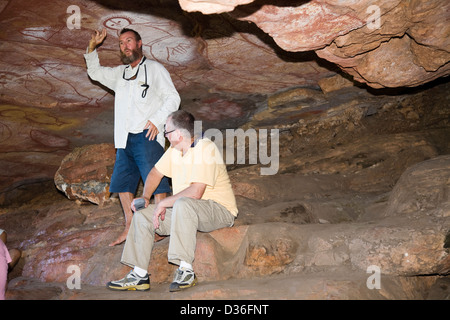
[169,267,197,292]
[106,270,150,291]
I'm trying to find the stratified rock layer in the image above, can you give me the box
[180,0,450,88]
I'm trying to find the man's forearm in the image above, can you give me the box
[157,182,206,209]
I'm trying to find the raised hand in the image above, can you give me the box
[88,28,107,53]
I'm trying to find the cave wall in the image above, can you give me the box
[0,0,449,300]
[0,0,449,202]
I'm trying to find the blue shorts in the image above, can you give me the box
[109,130,171,195]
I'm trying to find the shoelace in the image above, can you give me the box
[174,268,194,282]
[173,269,184,282]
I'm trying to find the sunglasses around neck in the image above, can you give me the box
[123,56,149,98]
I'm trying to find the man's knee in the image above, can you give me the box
[173,197,198,219]
[132,210,146,226]
[174,197,196,209]
[132,208,153,228]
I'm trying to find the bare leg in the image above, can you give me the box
[8,249,21,270]
[154,192,167,204]
[109,192,168,246]
[109,192,134,247]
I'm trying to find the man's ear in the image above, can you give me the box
[137,40,142,49]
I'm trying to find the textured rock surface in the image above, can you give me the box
[0,0,335,107]
[0,0,334,203]
[181,0,450,88]
[54,143,115,205]
[1,0,450,301]
[385,156,450,219]
[0,0,449,202]
[2,79,450,299]
[3,153,449,297]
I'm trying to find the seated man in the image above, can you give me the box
[107,110,238,292]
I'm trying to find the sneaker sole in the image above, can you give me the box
[169,277,198,292]
[106,283,150,291]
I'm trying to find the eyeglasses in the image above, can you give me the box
[122,56,149,98]
[163,125,176,136]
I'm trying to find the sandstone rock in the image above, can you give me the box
[3,151,449,298]
[318,74,354,94]
[54,143,116,205]
[181,0,450,88]
[179,0,253,14]
[347,220,450,276]
[1,0,449,301]
[268,87,326,109]
[346,35,450,88]
[1,0,449,208]
[148,226,249,283]
[0,0,333,203]
[0,0,331,109]
[384,155,450,218]
[241,224,299,277]
[230,131,439,203]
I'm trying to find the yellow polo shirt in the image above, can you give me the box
[155,138,238,217]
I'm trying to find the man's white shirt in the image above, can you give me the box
[84,49,180,148]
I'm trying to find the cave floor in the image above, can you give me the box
[5,270,450,301]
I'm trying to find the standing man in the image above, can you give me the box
[84,28,180,246]
[107,110,238,292]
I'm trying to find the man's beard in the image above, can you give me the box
[120,48,142,65]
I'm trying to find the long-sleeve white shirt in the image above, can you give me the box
[84,50,180,149]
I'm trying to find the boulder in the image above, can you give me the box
[384,155,450,219]
[54,143,116,205]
